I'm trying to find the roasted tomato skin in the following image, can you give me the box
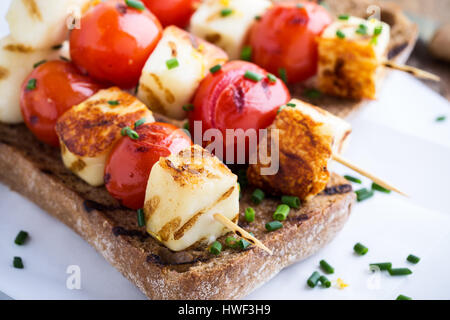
[248,1,332,83]
[188,61,290,162]
[20,60,102,147]
[142,0,199,28]
[70,0,162,89]
[105,122,192,210]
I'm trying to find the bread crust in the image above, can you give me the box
[0,123,355,299]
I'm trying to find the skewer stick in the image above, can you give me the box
[382,61,440,82]
[332,153,408,197]
[213,213,273,255]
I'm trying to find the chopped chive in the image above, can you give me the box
[273,204,290,221]
[26,78,37,91]
[225,236,237,248]
[336,30,346,39]
[241,46,252,61]
[370,36,378,46]
[182,104,195,112]
[137,209,146,227]
[319,260,335,274]
[134,118,146,129]
[344,175,362,184]
[209,241,222,255]
[209,64,222,74]
[369,262,392,271]
[286,103,296,107]
[355,188,374,202]
[13,257,24,269]
[277,105,286,114]
[281,195,300,209]
[125,0,146,10]
[166,58,179,70]
[338,14,349,20]
[407,254,420,264]
[245,207,255,222]
[354,242,368,255]
[244,70,264,82]
[107,100,120,106]
[33,60,46,68]
[52,44,63,50]
[251,189,265,204]
[254,15,261,21]
[183,122,190,131]
[237,238,251,249]
[319,275,331,288]
[278,68,287,83]
[389,268,412,276]
[14,231,29,246]
[121,126,140,140]
[436,115,446,122]
[356,24,368,35]
[396,294,412,300]
[265,221,283,232]
[374,25,383,36]
[303,88,321,99]
[372,182,391,194]
[220,8,233,17]
[267,73,277,83]
[307,271,321,288]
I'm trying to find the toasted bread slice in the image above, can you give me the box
[0,122,355,299]
[289,0,418,118]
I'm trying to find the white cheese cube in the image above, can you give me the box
[55,87,155,186]
[190,0,272,59]
[137,26,228,120]
[144,145,239,251]
[6,0,91,49]
[0,36,65,123]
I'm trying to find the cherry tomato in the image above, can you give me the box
[142,0,199,28]
[20,60,102,147]
[105,122,192,210]
[70,0,162,89]
[188,61,290,163]
[248,1,332,83]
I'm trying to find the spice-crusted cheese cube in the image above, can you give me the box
[6,0,91,49]
[144,145,239,251]
[0,36,65,123]
[190,0,272,59]
[318,16,390,100]
[290,99,352,154]
[138,26,228,120]
[55,87,155,187]
[247,102,335,201]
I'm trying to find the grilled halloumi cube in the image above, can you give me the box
[137,26,228,120]
[6,0,91,49]
[144,145,239,251]
[247,100,340,201]
[190,0,272,59]
[0,36,66,123]
[55,87,155,187]
[318,16,390,100]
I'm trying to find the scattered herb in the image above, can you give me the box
[33,60,46,68]
[407,254,420,264]
[344,175,362,184]
[241,46,252,61]
[307,271,321,288]
[134,118,146,129]
[121,126,140,140]
[265,221,283,232]
[209,64,222,74]
[389,268,412,276]
[267,73,277,83]
[372,182,391,194]
[273,204,290,221]
[278,68,287,83]
[320,260,335,274]
[209,241,222,255]
[26,78,37,91]
[356,24,368,35]
[107,100,120,106]
[369,262,392,271]
[355,188,374,202]
[281,195,300,209]
[319,275,331,288]
[220,8,233,17]
[336,30,346,39]
[245,207,255,223]
[14,231,29,246]
[338,14,349,20]
[13,257,24,269]
[244,70,264,82]
[396,294,412,300]
[354,242,368,255]
[125,0,146,11]
[251,189,265,204]
[166,58,179,70]
[137,209,145,227]
[182,104,195,112]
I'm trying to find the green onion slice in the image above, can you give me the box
[319,275,331,288]
[251,189,265,204]
[14,231,29,246]
[436,115,446,122]
[354,242,368,255]
[281,195,300,209]
[107,100,120,106]
[137,209,146,227]
[121,126,140,140]
[166,58,179,70]
[355,188,374,202]
[237,238,251,250]
[244,70,264,82]
[407,254,420,264]
[374,25,383,36]
[278,68,287,83]
[210,241,222,255]
[125,0,146,11]
[369,262,392,271]
[241,46,252,61]
[245,207,255,222]
[344,175,362,184]
[267,73,277,83]
[273,204,290,221]
[13,257,24,269]
[134,118,146,129]
[26,78,37,91]
[265,221,283,232]
[336,30,346,39]
[225,236,237,248]
[220,8,233,17]
[338,14,349,20]
[307,271,321,288]
[389,268,412,276]
[209,64,222,74]
[320,259,335,274]
[396,294,412,300]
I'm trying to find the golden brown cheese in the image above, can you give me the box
[247,106,334,201]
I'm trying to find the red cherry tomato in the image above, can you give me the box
[188,61,290,163]
[248,1,332,83]
[70,0,162,88]
[142,0,199,28]
[105,122,192,210]
[20,60,102,147]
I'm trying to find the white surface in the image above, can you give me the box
[1,1,449,300]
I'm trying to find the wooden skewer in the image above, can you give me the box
[332,153,408,197]
[382,61,440,82]
[213,213,273,255]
